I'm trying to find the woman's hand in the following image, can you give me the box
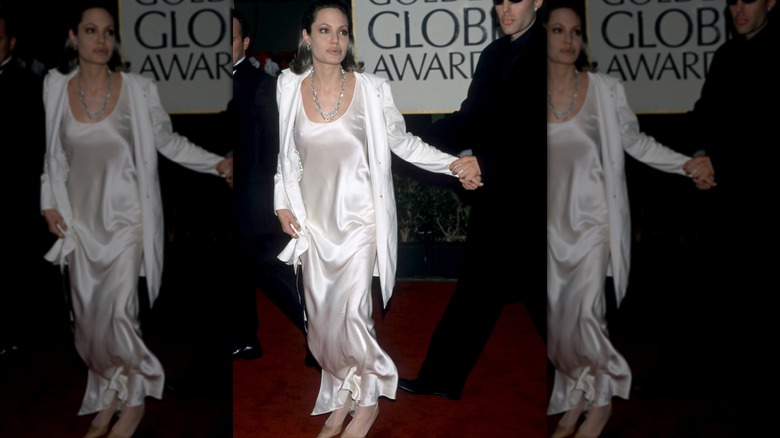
[461,175,483,190]
[277,209,301,238]
[450,156,483,188]
[43,209,67,238]
[694,176,716,190]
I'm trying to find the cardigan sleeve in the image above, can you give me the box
[40,72,67,212]
[40,74,56,211]
[145,80,223,174]
[614,80,689,175]
[273,71,294,212]
[379,81,458,175]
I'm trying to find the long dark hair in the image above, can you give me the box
[56,0,126,74]
[543,0,593,72]
[290,0,364,74]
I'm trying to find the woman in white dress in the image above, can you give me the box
[273,2,482,437]
[40,4,231,437]
[544,1,715,437]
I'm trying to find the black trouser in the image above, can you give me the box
[417,202,546,393]
[234,232,305,346]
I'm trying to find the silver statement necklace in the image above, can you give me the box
[310,67,346,122]
[77,67,113,121]
[547,68,579,121]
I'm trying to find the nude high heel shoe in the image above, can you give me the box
[107,403,145,438]
[84,393,120,438]
[83,423,110,438]
[573,403,612,438]
[551,393,586,438]
[550,423,577,438]
[341,404,379,438]
[315,423,343,438]
[316,400,354,438]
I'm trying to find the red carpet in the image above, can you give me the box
[233,280,547,437]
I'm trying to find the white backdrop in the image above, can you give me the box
[353,0,499,114]
[587,0,729,113]
[119,0,232,114]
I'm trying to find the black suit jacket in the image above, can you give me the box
[0,57,48,251]
[687,19,779,216]
[229,60,281,237]
[420,20,546,211]
[416,20,546,309]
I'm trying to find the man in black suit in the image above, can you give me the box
[398,0,547,400]
[636,0,778,400]
[0,4,56,358]
[229,9,311,363]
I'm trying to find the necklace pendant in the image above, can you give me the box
[311,67,346,122]
[78,67,113,121]
[547,68,580,121]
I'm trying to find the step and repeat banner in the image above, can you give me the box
[353,0,731,114]
[353,0,500,114]
[116,1,729,115]
[588,0,729,113]
[120,0,232,114]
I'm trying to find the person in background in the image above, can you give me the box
[0,1,50,360]
[636,0,778,421]
[228,7,314,367]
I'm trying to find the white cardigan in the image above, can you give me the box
[40,69,223,305]
[274,68,457,307]
[589,72,690,306]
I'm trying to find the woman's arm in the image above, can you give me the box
[379,81,459,175]
[40,73,68,238]
[614,80,690,175]
[613,80,714,188]
[145,80,225,175]
[273,73,295,214]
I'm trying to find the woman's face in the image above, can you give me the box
[302,7,349,68]
[546,8,583,67]
[69,7,116,67]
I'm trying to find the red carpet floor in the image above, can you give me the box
[233,280,548,437]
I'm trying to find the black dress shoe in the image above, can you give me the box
[398,377,461,400]
[232,342,263,361]
[304,348,321,370]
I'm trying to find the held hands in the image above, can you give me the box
[216,156,233,189]
[450,156,483,190]
[683,156,716,190]
[43,209,67,238]
[277,209,302,239]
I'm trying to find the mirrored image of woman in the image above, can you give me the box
[544,1,714,436]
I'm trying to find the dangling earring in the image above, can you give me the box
[306,44,311,51]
